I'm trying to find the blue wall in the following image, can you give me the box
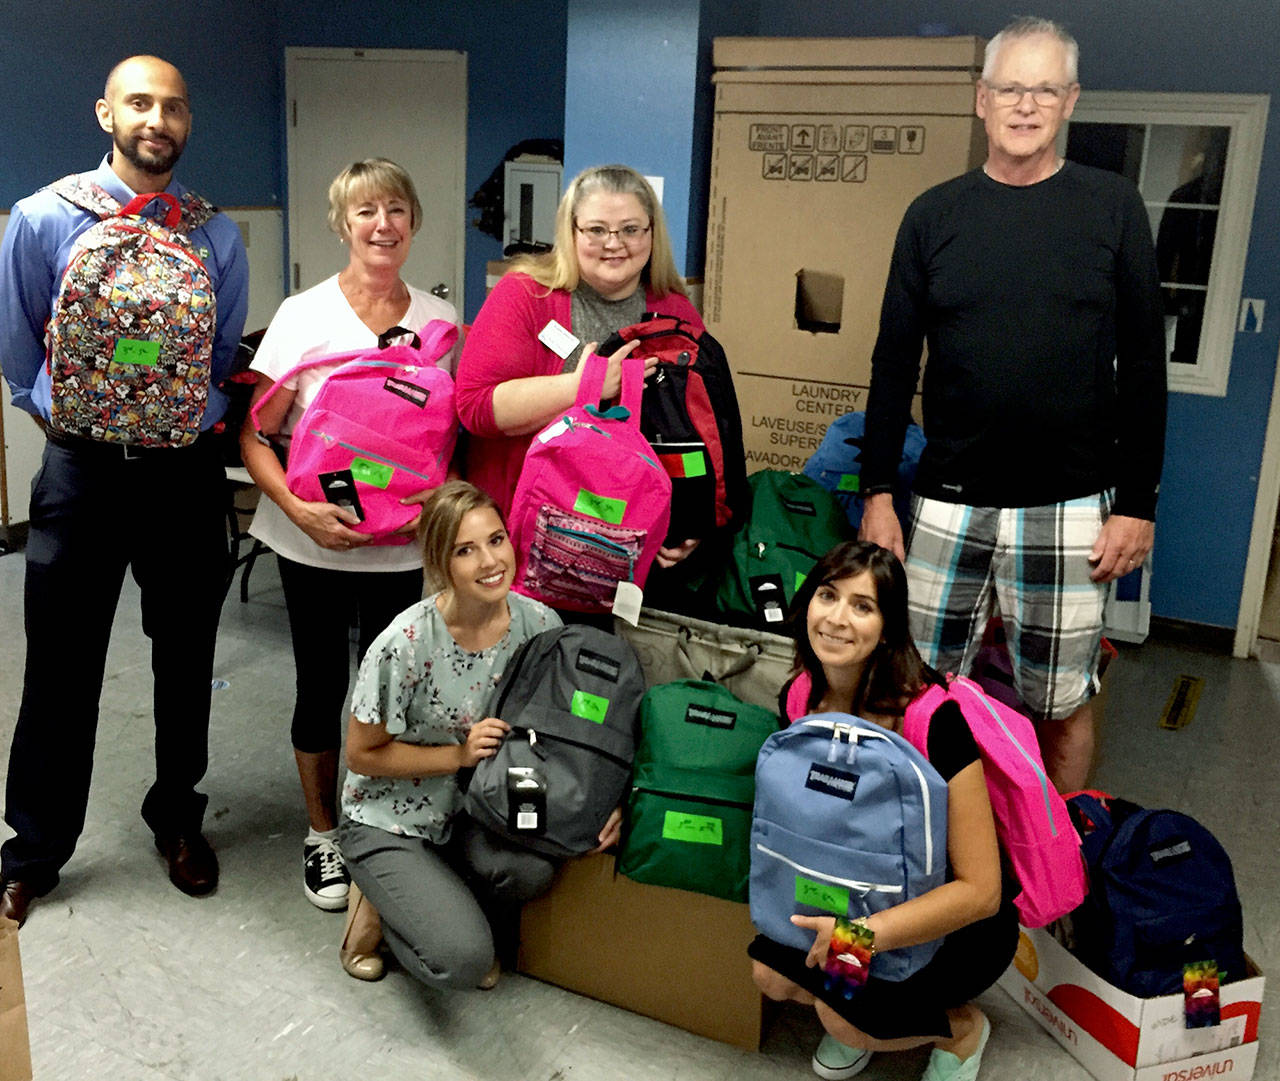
[711,1,1280,629]
[563,0,705,274]
[0,0,569,323]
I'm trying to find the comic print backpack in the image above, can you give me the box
[750,713,949,981]
[251,321,458,545]
[714,470,853,630]
[46,173,218,446]
[599,316,748,543]
[619,679,780,902]
[802,411,926,529]
[903,676,1087,928]
[463,625,645,859]
[509,352,672,613]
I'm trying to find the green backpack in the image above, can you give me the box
[714,470,853,630]
[619,679,780,902]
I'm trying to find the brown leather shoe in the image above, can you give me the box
[0,878,37,927]
[154,832,219,896]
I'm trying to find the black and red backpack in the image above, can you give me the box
[601,316,748,544]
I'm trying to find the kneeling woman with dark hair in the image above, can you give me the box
[751,540,1018,1081]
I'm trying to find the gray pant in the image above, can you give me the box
[339,816,557,989]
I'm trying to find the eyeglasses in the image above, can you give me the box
[986,82,1076,107]
[574,223,652,247]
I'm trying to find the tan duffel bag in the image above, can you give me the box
[614,607,793,712]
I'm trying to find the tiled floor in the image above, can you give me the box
[0,550,1275,1080]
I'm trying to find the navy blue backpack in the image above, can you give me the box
[802,411,925,529]
[1068,793,1246,996]
[750,713,949,982]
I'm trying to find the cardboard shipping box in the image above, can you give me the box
[0,918,32,1081]
[705,37,986,470]
[999,925,1265,1081]
[518,852,765,1050]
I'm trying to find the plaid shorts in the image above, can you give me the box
[904,492,1112,720]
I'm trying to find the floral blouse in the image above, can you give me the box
[340,591,560,842]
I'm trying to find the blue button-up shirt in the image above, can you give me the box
[0,155,249,425]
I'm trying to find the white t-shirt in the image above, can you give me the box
[248,274,459,571]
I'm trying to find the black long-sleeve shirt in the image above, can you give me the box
[861,163,1167,520]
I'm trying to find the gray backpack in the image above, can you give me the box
[463,625,644,858]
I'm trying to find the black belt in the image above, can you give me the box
[45,427,209,459]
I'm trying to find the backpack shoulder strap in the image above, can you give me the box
[783,671,812,723]
[174,189,218,232]
[48,173,122,220]
[901,681,952,755]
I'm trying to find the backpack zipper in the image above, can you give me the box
[632,785,752,811]
[754,843,903,896]
[545,525,637,574]
[307,434,437,481]
[512,725,631,771]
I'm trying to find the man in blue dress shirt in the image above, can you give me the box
[0,55,248,925]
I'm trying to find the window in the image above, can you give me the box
[1063,93,1268,396]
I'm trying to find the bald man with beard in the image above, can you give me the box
[0,55,248,925]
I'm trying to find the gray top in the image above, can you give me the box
[564,281,648,372]
[340,591,560,841]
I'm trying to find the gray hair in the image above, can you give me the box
[983,16,1079,83]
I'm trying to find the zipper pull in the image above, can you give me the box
[846,728,858,766]
[827,723,846,763]
[756,541,766,560]
[528,729,546,760]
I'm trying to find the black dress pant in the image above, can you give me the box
[1,433,228,894]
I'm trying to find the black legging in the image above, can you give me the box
[276,555,424,753]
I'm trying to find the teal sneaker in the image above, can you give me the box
[811,1033,873,1079]
[922,1015,992,1081]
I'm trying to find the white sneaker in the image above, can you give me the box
[303,836,350,911]
[812,1033,873,1079]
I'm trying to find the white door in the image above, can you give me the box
[285,48,467,313]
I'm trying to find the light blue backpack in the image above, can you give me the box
[802,411,926,529]
[749,713,949,982]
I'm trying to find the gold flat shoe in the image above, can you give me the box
[339,881,384,981]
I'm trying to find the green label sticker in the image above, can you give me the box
[662,810,723,845]
[681,451,708,478]
[570,690,609,724]
[573,488,626,524]
[794,570,807,594]
[349,458,393,489]
[837,473,861,493]
[795,875,848,915]
[112,339,160,366]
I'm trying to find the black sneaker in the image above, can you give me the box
[303,836,350,911]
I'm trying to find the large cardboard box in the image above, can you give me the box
[705,37,986,470]
[0,918,32,1081]
[999,925,1264,1081]
[518,852,765,1049]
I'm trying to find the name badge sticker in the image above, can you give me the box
[537,319,580,360]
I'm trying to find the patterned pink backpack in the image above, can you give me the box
[903,675,1087,927]
[509,352,672,612]
[251,321,458,545]
[46,174,218,446]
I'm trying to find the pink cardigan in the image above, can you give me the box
[454,272,704,514]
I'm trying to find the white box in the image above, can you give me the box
[999,925,1264,1081]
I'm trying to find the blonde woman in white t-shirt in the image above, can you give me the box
[240,159,458,914]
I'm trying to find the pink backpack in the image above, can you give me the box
[251,321,458,545]
[903,676,1087,927]
[509,352,672,612]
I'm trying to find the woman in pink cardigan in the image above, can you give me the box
[455,164,703,570]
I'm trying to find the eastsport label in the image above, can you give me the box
[575,648,621,683]
[1148,838,1193,866]
[805,764,859,800]
[684,703,737,730]
[383,377,430,408]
